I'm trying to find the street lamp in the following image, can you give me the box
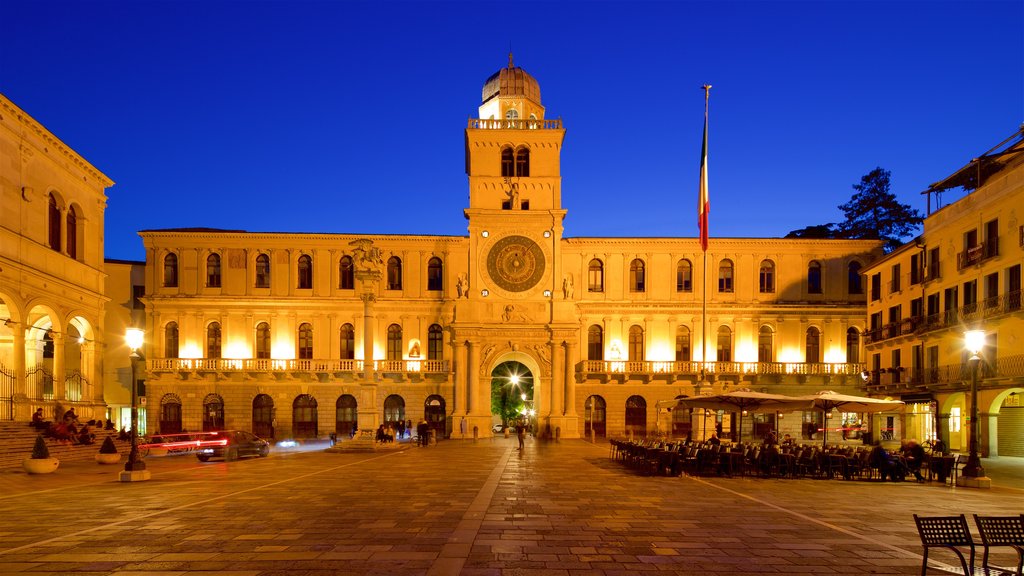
[962,329,985,479]
[120,327,151,482]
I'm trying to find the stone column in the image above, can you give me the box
[52,331,65,401]
[13,326,26,400]
[564,340,577,416]
[467,341,479,414]
[361,293,376,374]
[452,340,466,415]
[549,340,563,417]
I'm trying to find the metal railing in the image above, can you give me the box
[957,241,998,270]
[148,358,450,374]
[579,360,865,377]
[0,362,13,421]
[64,370,88,402]
[916,291,1022,334]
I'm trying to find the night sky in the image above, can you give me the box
[3,1,1021,261]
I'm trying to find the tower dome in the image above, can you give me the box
[481,53,541,105]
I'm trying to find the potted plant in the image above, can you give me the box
[23,434,60,474]
[96,436,121,464]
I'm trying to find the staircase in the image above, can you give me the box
[0,421,132,470]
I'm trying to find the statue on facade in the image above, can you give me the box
[562,274,574,299]
[349,238,384,272]
[456,273,469,298]
[504,177,520,210]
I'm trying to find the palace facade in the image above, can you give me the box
[136,61,883,442]
[862,127,1024,457]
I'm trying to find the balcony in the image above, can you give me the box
[147,358,450,381]
[957,241,998,270]
[916,291,1022,335]
[871,354,1024,390]
[467,118,562,130]
[577,360,865,381]
[922,262,941,282]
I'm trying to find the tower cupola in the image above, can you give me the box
[478,53,545,121]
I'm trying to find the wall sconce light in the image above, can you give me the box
[543,289,552,297]
[543,230,551,238]
[481,231,489,238]
[481,289,489,297]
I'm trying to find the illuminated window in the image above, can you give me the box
[806,327,821,363]
[339,323,355,360]
[584,395,606,437]
[297,323,313,359]
[515,147,529,177]
[164,322,179,359]
[848,261,863,294]
[253,394,275,439]
[206,253,221,288]
[717,325,732,362]
[387,257,402,290]
[587,325,603,361]
[501,147,514,177]
[846,327,860,363]
[675,326,691,362]
[387,324,402,360]
[48,193,62,251]
[718,259,734,293]
[202,394,224,431]
[676,259,692,292]
[625,395,647,435]
[628,325,645,361]
[297,255,313,289]
[949,406,961,433]
[206,322,222,359]
[427,257,443,291]
[255,254,270,288]
[588,259,604,292]
[505,108,519,119]
[336,395,357,436]
[808,260,822,294]
[384,394,406,425]
[428,324,443,361]
[163,253,178,288]
[629,259,646,292]
[759,260,775,293]
[292,394,318,439]
[65,205,79,260]
[339,256,354,290]
[255,322,271,359]
[758,325,773,362]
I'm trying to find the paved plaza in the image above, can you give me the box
[0,437,1021,575]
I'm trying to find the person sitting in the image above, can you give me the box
[781,433,794,446]
[708,432,721,446]
[78,424,95,445]
[63,407,79,424]
[30,408,50,430]
[105,418,115,431]
[903,439,927,482]
[869,445,905,481]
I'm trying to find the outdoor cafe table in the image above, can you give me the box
[929,454,955,483]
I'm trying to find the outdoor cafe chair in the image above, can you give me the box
[913,514,975,575]
[973,514,1024,575]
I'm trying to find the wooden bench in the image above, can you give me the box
[974,514,1024,575]
[914,514,975,575]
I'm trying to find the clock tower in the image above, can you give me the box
[453,55,578,439]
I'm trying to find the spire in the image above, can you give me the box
[508,50,514,69]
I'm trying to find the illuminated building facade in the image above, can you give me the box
[137,61,883,441]
[0,94,114,422]
[862,128,1024,456]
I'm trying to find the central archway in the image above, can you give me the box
[490,360,534,429]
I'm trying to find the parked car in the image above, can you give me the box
[196,430,270,462]
[492,424,505,433]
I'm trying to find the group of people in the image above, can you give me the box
[868,439,936,482]
[375,419,419,444]
[30,407,114,445]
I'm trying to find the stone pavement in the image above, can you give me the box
[0,437,1020,575]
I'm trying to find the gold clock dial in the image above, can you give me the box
[486,235,545,293]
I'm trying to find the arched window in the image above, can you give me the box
[846,327,861,363]
[427,324,443,361]
[339,323,355,360]
[808,260,823,294]
[383,394,405,425]
[206,253,222,288]
[255,322,271,359]
[758,325,774,362]
[500,147,514,177]
[625,395,647,436]
[159,394,182,434]
[717,325,732,362]
[65,205,79,259]
[806,327,821,363]
[588,259,604,292]
[164,322,179,359]
[629,259,645,292]
[298,322,313,359]
[427,257,443,291]
[515,147,529,177]
[848,261,863,294]
[386,324,402,360]
[206,322,222,359]
[255,254,270,288]
[387,257,402,290]
[587,325,603,361]
[48,193,62,251]
[297,254,313,289]
[292,394,318,439]
[676,259,692,292]
[163,253,178,288]
[628,325,645,362]
[584,395,606,437]
[339,256,354,290]
[505,108,519,119]
[202,393,224,431]
[759,260,775,293]
[253,394,274,439]
[718,259,734,293]
[336,394,357,436]
[675,326,691,362]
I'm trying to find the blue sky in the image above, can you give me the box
[3,1,1022,261]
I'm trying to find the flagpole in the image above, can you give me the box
[699,84,711,388]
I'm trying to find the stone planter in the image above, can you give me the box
[23,457,60,474]
[96,453,122,465]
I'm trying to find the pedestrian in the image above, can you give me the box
[417,419,429,447]
[516,420,526,450]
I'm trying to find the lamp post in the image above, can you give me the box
[961,329,986,479]
[120,328,151,482]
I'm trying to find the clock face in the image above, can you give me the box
[486,235,545,293]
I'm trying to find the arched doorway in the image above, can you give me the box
[252,394,274,439]
[336,394,357,438]
[202,394,224,431]
[159,394,182,434]
[671,395,692,438]
[490,360,534,428]
[424,395,446,438]
[293,394,318,438]
[584,395,606,438]
[383,394,405,427]
[625,395,647,437]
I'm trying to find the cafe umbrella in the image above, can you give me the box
[796,390,905,447]
[676,389,811,442]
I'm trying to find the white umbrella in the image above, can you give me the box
[796,390,905,447]
[677,389,811,442]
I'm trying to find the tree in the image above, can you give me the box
[785,223,837,239]
[835,168,923,252]
[490,361,533,426]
